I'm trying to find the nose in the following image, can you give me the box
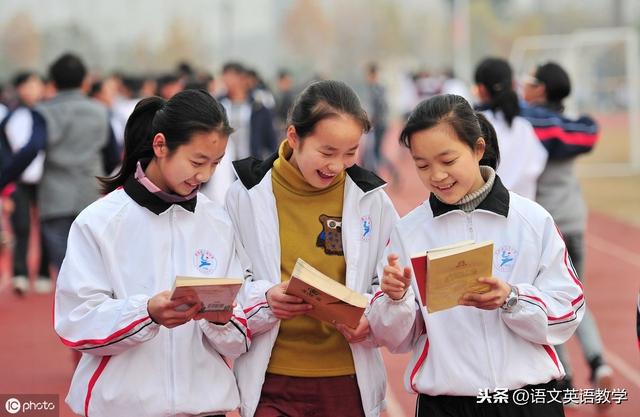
[431,169,448,182]
[327,160,343,173]
[195,166,214,183]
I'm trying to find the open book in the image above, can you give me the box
[410,240,493,313]
[170,276,243,323]
[285,258,368,329]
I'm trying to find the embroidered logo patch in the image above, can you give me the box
[194,249,217,274]
[361,215,372,241]
[495,245,518,272]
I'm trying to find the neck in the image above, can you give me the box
[229,90,247,103]
[143,159,167,193]
[439,166,496,213]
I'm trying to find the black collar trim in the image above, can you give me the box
[123,175,197,215]
[232,152,386,192]
[429,175,510,218]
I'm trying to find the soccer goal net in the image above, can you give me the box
[510,27,640,176]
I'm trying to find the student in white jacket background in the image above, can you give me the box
[226,80,398,417]
[368,94,583,417]
[54,89,251,417]
[473,57,547,201]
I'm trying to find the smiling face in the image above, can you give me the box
[145,130,228,196]
[286,114,363,189]
[409,122,486,204]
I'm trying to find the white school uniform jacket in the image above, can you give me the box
[54,176,251,417]
[368,176,584,396]
[481,110,547,201]
[225,154,399,417]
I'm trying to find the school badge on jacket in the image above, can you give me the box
[361,215,372,241]
[194,249,217,274]
[495,245,518,272]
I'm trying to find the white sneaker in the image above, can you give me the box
[593,364,613,412]
[13,275,29,295]
[34,277,53,294]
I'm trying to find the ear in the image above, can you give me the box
[473,137,486,162]
[152,133,168,158]
[474,84,489,102]
[286,125,300,151]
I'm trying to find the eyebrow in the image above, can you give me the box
[193,152,225,162]
[412,150,456,160]
[322,144,359,152]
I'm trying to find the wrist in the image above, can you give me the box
[500,284,519,312]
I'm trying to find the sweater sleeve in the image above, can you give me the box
[54,219,160,356]
[520,104,598,159]
[500,216,585,345]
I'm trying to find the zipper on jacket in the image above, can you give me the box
[465,213,474,240]
[169,208,177,415]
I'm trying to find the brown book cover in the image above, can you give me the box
[170,276,243,323]
[411,240,493,313]
[285,258,368,328]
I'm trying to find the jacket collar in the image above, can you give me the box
[123,175,197,215]
[232,152,386,193]
[429,175,510,218]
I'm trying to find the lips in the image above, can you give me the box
[184,181,199,191]
[433,182,455,191]
[317,169,336,180]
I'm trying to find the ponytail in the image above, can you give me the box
[99,96,165,194]
[475,112,500,170]
[474,57,520,127]
[489,89,519,127]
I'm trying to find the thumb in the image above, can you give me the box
[478,276,498,286]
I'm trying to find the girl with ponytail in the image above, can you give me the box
[54,89,251,417]
[474,57,547,200]
[368,94,584,417]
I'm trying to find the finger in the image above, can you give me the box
[273,293,306,304]
[387,253,399,267]
[383,265,402,276]
[383,280,406,291]
[402,266,413,282]
[276,302,313,313]
[477,276,499,287]
[461,292,497,303]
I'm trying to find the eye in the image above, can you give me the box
[191,161,205,167]
[416,163,430,170]
[443,159,457,165]
[345,152,356,157]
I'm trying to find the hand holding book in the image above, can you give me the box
[148,290,203,328]
[410,240,495,313]
[335,315,370,343]
[266,281,313,320]
[170,277,243,324]
[458,275,511,310]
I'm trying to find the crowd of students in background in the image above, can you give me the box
[0,51,615,417]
